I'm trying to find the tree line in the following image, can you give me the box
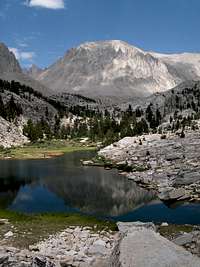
[1,79,200,145]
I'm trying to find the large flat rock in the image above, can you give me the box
[99,132,200,201]
[110,226,200,267]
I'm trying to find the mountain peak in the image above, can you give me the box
[0,42,21,73]
[35,40,179,101]
[26,39,200,103]
[78,40,142,55]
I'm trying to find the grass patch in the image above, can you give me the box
[0,140,96,160]
[91,155,113,167]
[0,210,117,248]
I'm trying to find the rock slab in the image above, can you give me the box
[110,224,200,267]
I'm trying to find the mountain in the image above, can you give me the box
[24,64,44,79]
[35,40,178,102]
[0,43,21,73]
[152,52,200,81]
[0,43,52,96]
[2,40,200,104]
[35,40,200,102]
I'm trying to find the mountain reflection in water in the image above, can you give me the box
[1,151,200,224]
[0,151,155,217]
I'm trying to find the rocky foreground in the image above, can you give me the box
[1,222,200,266]
[98,130,200,202]
[0,225,116,267]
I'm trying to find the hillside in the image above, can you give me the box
[123,80,200,125]
[0,79,58,147]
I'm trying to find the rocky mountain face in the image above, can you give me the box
[0,43,21,73]
[0,43,55,146]
[35,40,177,102]
[24,64,44,79]
[0,79,59,147]
[0,116,28,148]
[33,40,200,103]
[0,43,52,96]
[152,52,200,81]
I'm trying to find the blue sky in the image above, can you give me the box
[1,0,200,68]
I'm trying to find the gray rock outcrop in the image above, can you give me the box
[99,131,200,201]
[0,226,118,267]
[0,116,28,148]
[110,222,200,267]
[0,43,21,74]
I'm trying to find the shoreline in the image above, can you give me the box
[1,137,200,265]
[0,211,200,266]
[0,211,118,266]
[0,211,117,249]
[0,140,96,160]
[91,131,200,204]
[0,209,199,249]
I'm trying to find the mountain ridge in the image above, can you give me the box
[30,40,200,102]
[0,43,22,73]
[0,43,53,96]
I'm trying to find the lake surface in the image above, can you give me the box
[0,150,200,224]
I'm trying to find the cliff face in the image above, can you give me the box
[0,43,52,96]
[0,43,22,74]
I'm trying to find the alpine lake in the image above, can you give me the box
[0,149,199,225]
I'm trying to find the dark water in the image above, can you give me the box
[0,150,200,224]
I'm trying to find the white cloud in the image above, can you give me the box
[9,47,36,62]
[21,51,35,60]
[25,0,65,9]
[18,42,28,48]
